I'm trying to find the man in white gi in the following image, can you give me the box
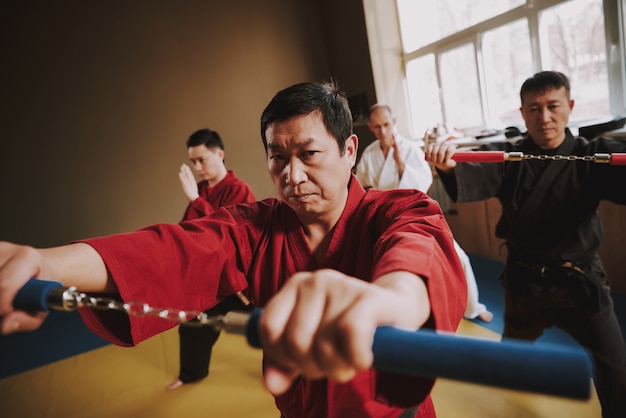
[356,104,433,192]
[356,104,493,322]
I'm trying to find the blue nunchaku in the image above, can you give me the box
[13,278,593,400]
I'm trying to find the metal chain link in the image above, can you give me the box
[521,154,598,162]
[64,287,221,328]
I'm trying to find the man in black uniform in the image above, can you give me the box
[426,71,626,418]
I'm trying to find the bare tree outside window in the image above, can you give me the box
[482,19,533,128]
[540,0,609,122]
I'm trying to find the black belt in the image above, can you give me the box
[511,260,586,279]
[508,251,596,273]
[505,257,602,312]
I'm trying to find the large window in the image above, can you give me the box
[393,0,623,136]
[539,0,610,122]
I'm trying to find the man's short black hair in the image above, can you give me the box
[186,129,224,150]
[520,71,571,104]
[260,81,353,154]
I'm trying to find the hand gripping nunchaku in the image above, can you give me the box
[13,278,593,400]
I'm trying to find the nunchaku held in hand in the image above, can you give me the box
[433,150,626,165]
[13,278,593,400]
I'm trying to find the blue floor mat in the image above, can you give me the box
[0,310,109,379]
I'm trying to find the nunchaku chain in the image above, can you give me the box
[503,151,609,163]
[45,285,245,330]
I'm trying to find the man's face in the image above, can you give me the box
[265,111,357,226]
[368,108,396,147]
[188,144,224,182]
[520,86,574,149]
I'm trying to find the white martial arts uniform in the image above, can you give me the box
[355,134,488,319]
[356,135,433,192]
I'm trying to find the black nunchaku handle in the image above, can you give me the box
[14,278,593,400]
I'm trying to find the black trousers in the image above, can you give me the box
[502,256,626,418]
[177,293,253,383]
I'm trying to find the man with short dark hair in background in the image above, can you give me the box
[168,128,256,390]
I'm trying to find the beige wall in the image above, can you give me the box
[0,1,375,247]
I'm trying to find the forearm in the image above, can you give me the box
[40,243,116,293]
[396,161,405,180]
[435,167,459,201]
[431,162,454,176]
[373,271,430,330]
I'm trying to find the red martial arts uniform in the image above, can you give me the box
[182,170,256,221]
[79,175,466,418]
[178,169,256,383]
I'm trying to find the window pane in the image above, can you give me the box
[397,0,525,52]
[482,19,533,128]
[539,0,610,120]
[440,44,483,129]
[397,2,440,52]
[406,55,441,136]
